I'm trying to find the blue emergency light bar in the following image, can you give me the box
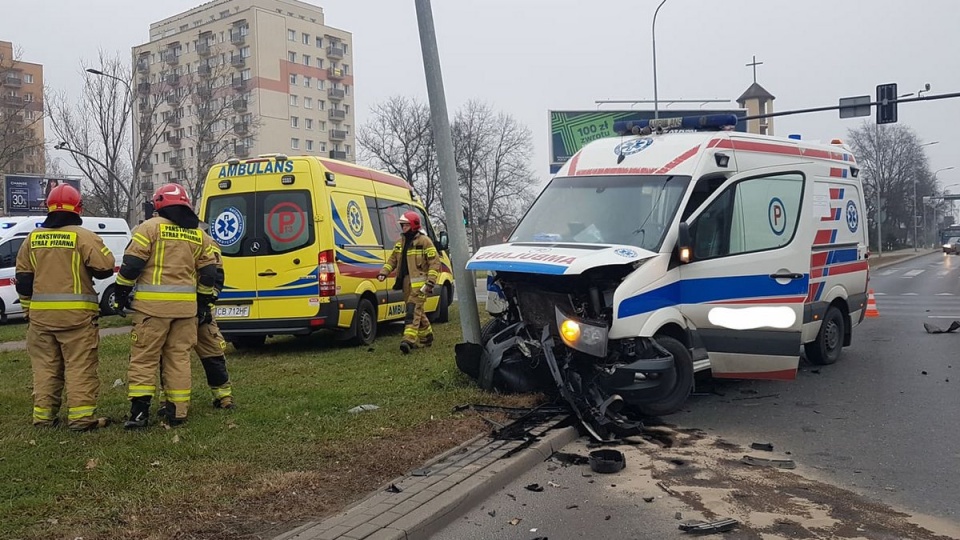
[613,114,739,135]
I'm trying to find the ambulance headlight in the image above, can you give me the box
[555,307,608,358]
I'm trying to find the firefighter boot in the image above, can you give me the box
[213,395,235,409]
[158,402,186,427]
[124,397,151,430]
[399,341,415,355]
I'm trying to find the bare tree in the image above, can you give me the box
[847,122,936,250]
[0,45,46,182]
[356,96,440,211]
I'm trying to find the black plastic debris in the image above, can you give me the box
[643,496,655,503]
[750,442,774,452]
[923,321,960,334]
[589,449,625,474]
[524,483,544,492]
[679,518,738,534]
[385,483,403,493]
[740,455,796,469]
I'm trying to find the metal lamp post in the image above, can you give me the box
[915,141,940,250]
[932,167,957,245]
[652,0,668,120]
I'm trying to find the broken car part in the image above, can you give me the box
[589,449,626,474]
[679,518,739,534]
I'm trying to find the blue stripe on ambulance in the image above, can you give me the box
[466,260,569,275]
[617,273,810,319]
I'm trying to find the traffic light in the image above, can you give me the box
[876,83,898,125]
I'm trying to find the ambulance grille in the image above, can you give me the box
[516,289,571,335]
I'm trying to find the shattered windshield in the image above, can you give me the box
[510,175,690,251]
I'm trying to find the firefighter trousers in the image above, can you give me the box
[28,321,101,429]
[194,318,232,402]
[127,313,198,419]
[402,289,432,347]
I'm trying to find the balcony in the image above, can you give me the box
[3,75,22,87]
[230,32,245,45]
[163,51,179,66]
[327,67,345,80]
[328,150,347,160]
[232,98,248,112]
[232,78,246,90]
[197,85,212,98]
[327,45,344,59]
[170,156,184,169]
[3,94,23,106]
[168,135,181,147]
[235,145,250,157]
[6,111,24,124]
[165,93,178,105]
[198,64,212,77]
[199,130,213,142]
[168,116,181,128]
[197,42,211,57]
[140,180,153,192]
[329,129,348,141]
[234,122,249,135]
[139,119,152,131]
[141,162,154,173]
[136,62,149,74]
[166,74,180,86]
[327,88,345,101]
[328,109,346,121]
[137,81,151,94]
[138,101,150,113]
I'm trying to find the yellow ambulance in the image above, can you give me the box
[199,154,455,348]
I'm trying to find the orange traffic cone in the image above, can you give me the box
[865,289,880,318]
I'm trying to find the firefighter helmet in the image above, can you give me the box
[398,211,421,232]
[46,183,83,214]
[152,183,191,211]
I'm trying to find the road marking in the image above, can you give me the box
[939,270,951,276]
[902,293,918,296]
[937,292,955,296]
[878,269,899,276]
[903,269,925,278]
[927,315,960,319]
[874,292,887,296]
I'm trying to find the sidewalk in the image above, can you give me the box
[0,325,129,352]
[868,247,938,270]
[272,417,579,540]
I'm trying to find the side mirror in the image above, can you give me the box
[438,231,449,251]
[677,222,692,263]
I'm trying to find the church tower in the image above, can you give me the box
[736,56,775,135]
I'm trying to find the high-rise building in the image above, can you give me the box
[0,40,45,176]
[132,0,354,214]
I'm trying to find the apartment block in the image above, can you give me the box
[0,40,45,176]
[132,0,355,204]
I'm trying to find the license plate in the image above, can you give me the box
[214,305,250,318]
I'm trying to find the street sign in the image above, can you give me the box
[876,83,898,124]
[839,95,871,118]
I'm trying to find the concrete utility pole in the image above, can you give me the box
[414,0,480,344]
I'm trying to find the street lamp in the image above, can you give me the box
[914,140,939,251]
[86,67,138,221]
[651,0,668,120]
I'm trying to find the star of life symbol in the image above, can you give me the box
[613,138,653,156]
[213,207,244,247]
[846,200,858,233]
[347,201,364,236]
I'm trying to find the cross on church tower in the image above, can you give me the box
[746,55,763,84]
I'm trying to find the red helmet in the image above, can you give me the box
[398,211,421,232]
[153,183,191,211]
[47,184,83,215]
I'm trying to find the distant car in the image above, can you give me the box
[943,237,960,254]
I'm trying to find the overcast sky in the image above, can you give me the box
[5,0,960,188]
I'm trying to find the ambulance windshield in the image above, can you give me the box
[510,175,690,251]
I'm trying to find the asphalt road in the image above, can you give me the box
[437,252,960,537]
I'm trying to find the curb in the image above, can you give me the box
[273,421,580,540]
[869,249,937,271]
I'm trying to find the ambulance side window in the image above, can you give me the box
[0,237,24,268]
[689,173,803,260]
[365,197,384,246]
[377,199,406,248]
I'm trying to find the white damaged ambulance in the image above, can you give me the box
[459,115,869,440]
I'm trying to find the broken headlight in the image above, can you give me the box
[555,306,608,358]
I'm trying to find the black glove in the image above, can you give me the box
[112,285,133,314]
[197,294,215,325]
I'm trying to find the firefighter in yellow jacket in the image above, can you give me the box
[195,231,234,409]
[377,211,440,354]
[115,183,219,428]
[15,184,116,430]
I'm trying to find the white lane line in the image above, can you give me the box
[939,270,951,276]
[878,269,899,276]
[902,293,919,296]
[874,292,887,296]
[903,269,925,278]
[937,292,955,296]
[927,315,960,319]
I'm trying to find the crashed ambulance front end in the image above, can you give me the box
[462,171,693,440]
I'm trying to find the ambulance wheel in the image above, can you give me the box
[100,285,117,316]
[232,335,266,349]
[351,298,377,346]
[480,317,509,344]
[632,336,694,417]
[429,285,450,324]
[0,299,6,324]
[805,306,844,365]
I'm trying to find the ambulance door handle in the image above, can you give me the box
[769,272,803,280]
[258,270,277,277]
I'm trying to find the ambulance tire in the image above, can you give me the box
[351,298,377,346]
[100,285,117,316]
[0,299,6,324]
[632,336,694,417]
[805,306,844,365]
[429,285,450,324]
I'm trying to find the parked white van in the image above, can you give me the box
[461,114,869,440]
[0,216,131,321]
